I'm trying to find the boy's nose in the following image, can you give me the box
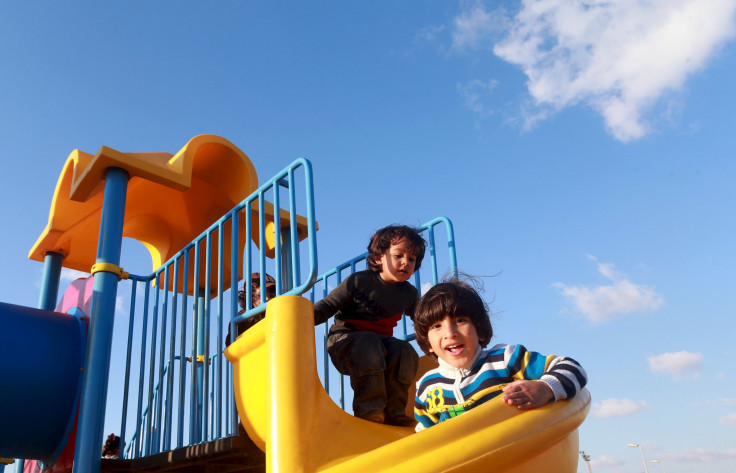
[443,323,458,338]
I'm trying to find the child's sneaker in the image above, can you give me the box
[361,412,385,424]
[386,415,415,427]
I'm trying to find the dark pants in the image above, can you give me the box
[327,330,418,419]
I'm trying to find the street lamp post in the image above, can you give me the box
[651,459,667,473]
[579,451,593,473]
[627,443,650,473]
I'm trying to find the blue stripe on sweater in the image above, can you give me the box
[523,351,547,379]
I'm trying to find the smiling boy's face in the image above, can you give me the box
[377,237,417,284]
[428,315,480,369]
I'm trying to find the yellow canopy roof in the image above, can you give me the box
[29,134,311,294]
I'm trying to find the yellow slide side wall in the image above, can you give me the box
[225,296,590,473]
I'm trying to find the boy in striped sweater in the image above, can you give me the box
[413,279,587,432]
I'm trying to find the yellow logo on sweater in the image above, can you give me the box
[426,386,445,411]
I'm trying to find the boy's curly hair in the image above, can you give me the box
[102,433,120,457]
[366,224,427,272]
[413,278,493,359]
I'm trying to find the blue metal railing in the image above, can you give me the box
[116,158,318,458]
[113,157,456,458]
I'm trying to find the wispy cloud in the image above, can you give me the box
[452,0,736,141]
[591,398,650,418]
[451,3,505,51]
[667,448,736,463]
[722,399,736,408]
[415,24,446,43]
[60,268,90,285]
[554,256,664,323]
[590,455,624,469]
[457,79,499,117]
[695,397,736,428]
[421,282,433,296]
[648,351,704,381]
[721,413,736,427]
[701,398,736,408]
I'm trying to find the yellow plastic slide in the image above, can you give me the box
[224,296,590,472]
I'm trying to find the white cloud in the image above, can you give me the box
[458,79,499,116]
[60,268,90,285]
[591,398,650,418]
[455,0,736,141]
[721,413,736,427]
[116,295,126,313]
[451,3,505,51]
[554,256,664,323]
[648,351,704,381]
[668,448,736,463]
[702,398,736,408]
[590,455,624,468]
[415,24,446,43]
[723,399,736,408]
[421,282,433,295]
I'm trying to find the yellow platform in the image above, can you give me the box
[225,296,591,473]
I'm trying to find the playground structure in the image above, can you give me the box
[0,135,590,473]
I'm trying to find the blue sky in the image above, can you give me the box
[1,1,735,472]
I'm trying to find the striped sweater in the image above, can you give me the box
[414,343,587,431]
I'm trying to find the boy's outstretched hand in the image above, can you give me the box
[502,380,554,410]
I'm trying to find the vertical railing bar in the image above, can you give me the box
[321,279,330,396]
[258,192,267,299]
[134,281,151,458]
[246,198,254,311]
[177,251,190,448]
[443,217,458,278]
[144,274,161,456]
[273,182,282,295]
[288,168,300,289]
[151,374,161,453]
[236,204,253,434]
[427,225,439,284]
[154,266,170,453]
[216,220,225,439]
[190,240,201,444]
[119,278,138,457]
[203,231,212,441]
[302,159,319,291]
[228,209,241,435]
[165,259,180,450]
[337,268,345,410]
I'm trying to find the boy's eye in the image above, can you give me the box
[455,317,468,324]
[392,253,415,263]
[430,323,442,330]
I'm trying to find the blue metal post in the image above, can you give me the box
[72,167,129,473]
[38,251,63,311]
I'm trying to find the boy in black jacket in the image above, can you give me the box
[314,225,426,427]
